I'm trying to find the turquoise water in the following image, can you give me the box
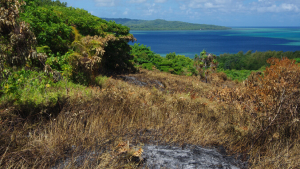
[225,28,300,46]
[130,27,300,58]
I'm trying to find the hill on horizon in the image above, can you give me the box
[102,18,231,31]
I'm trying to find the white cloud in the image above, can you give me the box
[144,3,158,15]
[94,0,116,6]
[129,0,146,3]
[180,0,300,14]
[253,3,299,13]
[64,0,300,26]
[154,0,167,3]
[204,2,214,8]
[179,4,186,10]
[281,3,299,12]
[123,8,129,15]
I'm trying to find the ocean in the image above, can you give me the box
[130,27,300,58]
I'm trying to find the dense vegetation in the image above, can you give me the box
[216,50,300,81]
[1,0,300,168]
[1,0,136,103]
[217,50,300,70]
[130,43,196,75]
[102,18,230,30]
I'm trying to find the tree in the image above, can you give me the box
[194,50,218,83]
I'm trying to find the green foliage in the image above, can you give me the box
[130,44,194,75]
[45,51,92,85]
[20,0,132,54]
[294,58,300,63]
[18,0,136,85]
[24,0,67,7]
[103,18,231,31]
[0,68,90,108]
[58,9,130,37]
[218,50,300,70]
[131,43,156,63]
[1,69,54,105]
[20,5,74,54]
[95,75,108,88]
[142,63,155,70]
[45,51,72,78]
[36,45,52,54]
[218,69,253,81]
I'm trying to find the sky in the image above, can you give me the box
[60,0,300,27]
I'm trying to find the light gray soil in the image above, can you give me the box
[53,144,248,169]
[142,144,247,169]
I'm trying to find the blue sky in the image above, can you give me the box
[61,0,300,27]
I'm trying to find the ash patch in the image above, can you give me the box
[52,144,248,169]
[142,145,247,169]
[120,76,165,90]
[121,76,147,87]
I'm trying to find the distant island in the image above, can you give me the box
[102,18,231,31]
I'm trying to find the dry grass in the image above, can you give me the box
[0,67,299,168]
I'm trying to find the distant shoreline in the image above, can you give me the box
[127,27,232,31]
[230,26,300,28]
[129,27,300,31]
[102,18,230,31]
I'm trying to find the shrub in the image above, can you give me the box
[95,75,108,88]
[45,51,73,79]
[20,1,136,77]
[142,63,154,70]
[294,58,300,63]
[0,69,55,105]
[218,72,227,81]
[0,0,36,70]
[220,69,253,81]
[215,58,300,147]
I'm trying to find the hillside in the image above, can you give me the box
[102,18,230,30]
[1,0,300,168]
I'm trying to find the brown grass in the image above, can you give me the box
[0,64,299,168]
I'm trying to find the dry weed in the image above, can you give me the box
[1,61,299,168]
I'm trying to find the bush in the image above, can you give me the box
[220,69,253,81]
[0,68,89,109]
[1,69,55,105]
[294,58,300,63]
[215,58,300,148]
[131,44,194,75]
[218,72,227,81]
[218,51,300,70]
[142,63,154,70]
[0,0,36,71]
[95,75,108,88]
[20,5,74,54]
[19,1,136,84]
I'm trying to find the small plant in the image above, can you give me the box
[95,75,108,88]
[45,51,73,79]
[114,141,144,162]
[194,50,218,82]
